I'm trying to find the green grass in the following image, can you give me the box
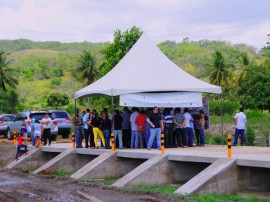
[210,111,270,146]
[81,178,118,185]
[123,184,180,194]
[51,170,72,177]
[38,169,72,177]
[185,193,269,202]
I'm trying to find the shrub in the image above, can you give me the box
[52,67,64,77]
[212,135,223,145]
[50,77,62,86]
[47,93,69,107]
[245,110,265,119]
[245,126,255,146]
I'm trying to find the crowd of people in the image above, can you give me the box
[72,106,208,150]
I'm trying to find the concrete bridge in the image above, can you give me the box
[1,144,270,195]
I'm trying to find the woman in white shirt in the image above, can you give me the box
[34,120,43,148]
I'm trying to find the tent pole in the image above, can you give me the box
[74,98,77,134]
[111,96,114,112]
[220,94,224,146]
[87,97,90,108]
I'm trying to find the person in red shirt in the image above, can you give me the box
[15,133,28,161]
[135,108,147,148]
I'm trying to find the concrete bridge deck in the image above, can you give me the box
[1,144,270,196]
[48,143,270,163]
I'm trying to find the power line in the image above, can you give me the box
[150,20,270,38]
[147,12,270,34]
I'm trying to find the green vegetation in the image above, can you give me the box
[0,27,270,139]
[38,169,72,177]
[47,92,69,108]
[123,185,267,202]
[207,110,270,146]
[124,184,179,194]
[185,193,268,202]
[81,178,118,185]
[0,51,18,92]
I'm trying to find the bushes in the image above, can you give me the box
[245,110,265,119]
[209,100,239,116]
[245,126,255,146]
[205,131,223,145]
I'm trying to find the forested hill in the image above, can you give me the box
[0,39,108,53]
[0,37,268,114]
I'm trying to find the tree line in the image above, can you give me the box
[0,26,270,114]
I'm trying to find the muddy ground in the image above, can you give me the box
[0,137,182,202]
[0,169,181,202]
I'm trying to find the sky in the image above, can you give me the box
[0,0,270,50]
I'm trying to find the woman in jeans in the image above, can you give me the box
[101,112,111,149]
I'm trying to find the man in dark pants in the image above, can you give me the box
[121,107,131,148]
[163,108,174,148]
[41,113,52,146]
[173,108,185,147]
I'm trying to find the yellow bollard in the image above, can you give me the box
[13,131,17,145]
[111,133,115,151]
[161,133,165,154]
[227,134,232,158]
[72,132,75,148]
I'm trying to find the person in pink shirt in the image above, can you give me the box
[135,108,147,148]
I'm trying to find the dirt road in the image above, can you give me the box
[0,170,181,202]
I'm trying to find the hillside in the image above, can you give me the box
[0,38,264,114]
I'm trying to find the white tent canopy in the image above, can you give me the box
[75,33,221,99]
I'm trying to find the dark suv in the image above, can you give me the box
[6,111,58,140]
[48,110,71,138]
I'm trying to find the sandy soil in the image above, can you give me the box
[0,169,181,202]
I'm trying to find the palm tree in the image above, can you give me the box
[234,52,255,84]
[208,51,229,87]
[76,50,99,85]
[0,51,18,91]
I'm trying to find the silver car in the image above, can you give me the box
[7,111,58,140]
[0,114,16,137]
[49,110,71,138]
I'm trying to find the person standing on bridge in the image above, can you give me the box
[146,106,164,150]
[233,108,247,146]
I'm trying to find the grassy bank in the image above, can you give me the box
[207,110,270,146]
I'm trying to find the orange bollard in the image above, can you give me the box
[111,133,115,151]
[13,131,17,145]
[161,133,165,154]
[227,134,232,158]
[72,132,75,148]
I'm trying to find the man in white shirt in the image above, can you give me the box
[83,108,90,148]
[183,108,192,147]
[41,113,52,146]
[233,108,247,146]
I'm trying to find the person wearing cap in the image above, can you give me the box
[146,106,164,150]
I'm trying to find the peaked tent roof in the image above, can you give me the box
[75,33,221,98]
